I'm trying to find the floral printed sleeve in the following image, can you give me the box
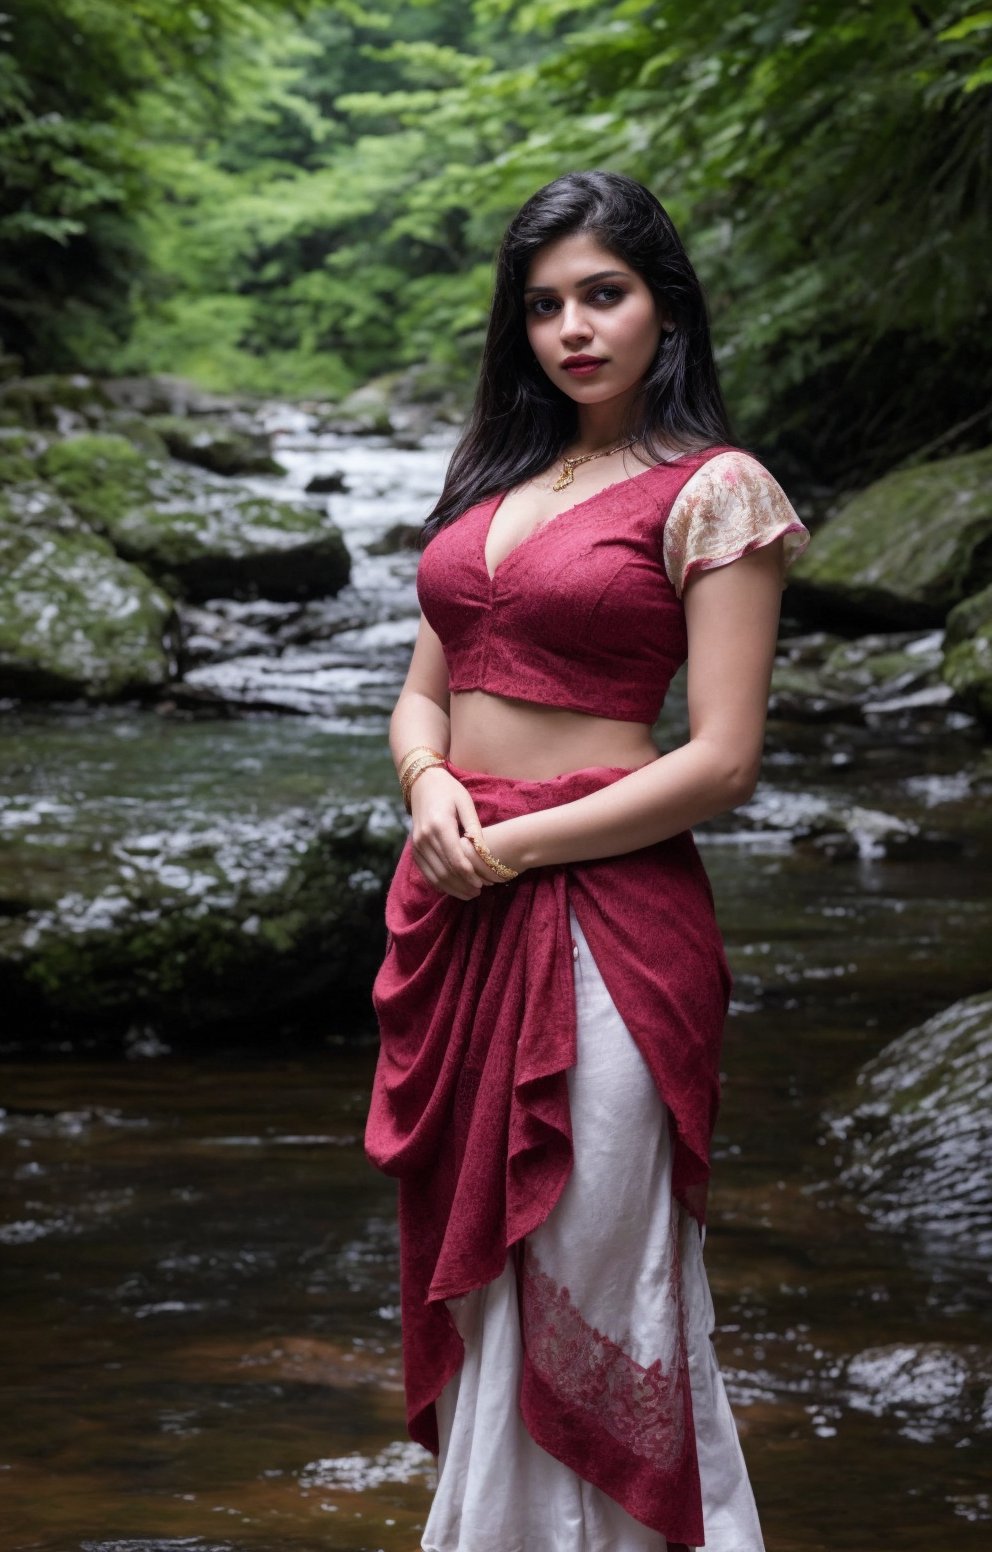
[663,449,811,599]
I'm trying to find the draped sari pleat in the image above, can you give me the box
[365,759,732,1543]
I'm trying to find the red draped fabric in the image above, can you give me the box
[365,759,732,1544]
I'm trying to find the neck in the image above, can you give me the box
[573,389,639,453]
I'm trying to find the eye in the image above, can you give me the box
[526,296,559,317]
[590,285,625,304]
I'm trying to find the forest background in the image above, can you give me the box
[2,0,990,491]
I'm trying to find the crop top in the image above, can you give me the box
[416,444,811,724]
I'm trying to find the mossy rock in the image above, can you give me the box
[769,628,946,721]
[39,433,350,602]
[789,446,992,627]
[322,376,397,436]
[0,734,405,1037]
[0,428,47,486]
[146,413,287,477]
[825,990,992,1257]
[103,413,170,460]
[0,373,114,431]
[0,486,176,700]
[366,521,423,556]
[941,584,992,727]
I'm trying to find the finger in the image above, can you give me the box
[417,835,482,900]
[430,816,484,886]
[460,834,500,883]
[453,792,484,841]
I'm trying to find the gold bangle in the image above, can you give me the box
[402,756,446,812]
[398,744,445,780]
[400,753,445,795]
[471,835,519,881]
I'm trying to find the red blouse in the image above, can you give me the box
[416,444,810,723]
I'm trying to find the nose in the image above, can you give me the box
[559,299,593,345]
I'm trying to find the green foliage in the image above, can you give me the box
[0,0,313,368]
[2,0,989,478]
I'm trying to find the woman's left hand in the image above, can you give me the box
[459,818,529,885]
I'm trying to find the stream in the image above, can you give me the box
[1,410,990,1550]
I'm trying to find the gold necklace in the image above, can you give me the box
[552,438,637,492]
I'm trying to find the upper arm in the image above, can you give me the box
[399,612,451,711]
[683,543,784,794]
[674,452,809,794]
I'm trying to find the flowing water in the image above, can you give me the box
[1,413,990,1550]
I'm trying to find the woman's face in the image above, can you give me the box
[523,231,667,412]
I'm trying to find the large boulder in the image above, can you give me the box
[789,446,992,627]
[0,485,176,700]
[0,710,405,1039]
[146,413,287,477]
[941,584,992,728]
[824,991,992,1259]
[39,433,350,602]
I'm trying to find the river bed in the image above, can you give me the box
[1,411,990,1549]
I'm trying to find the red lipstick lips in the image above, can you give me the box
[561,355,606,377]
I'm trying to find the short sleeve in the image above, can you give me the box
[663,450,811,600]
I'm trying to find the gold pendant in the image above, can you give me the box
[552,461,574,492]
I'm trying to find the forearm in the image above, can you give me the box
[389,689,451,776]
[488,737,757,870]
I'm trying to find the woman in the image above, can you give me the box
[365,170,810,1552]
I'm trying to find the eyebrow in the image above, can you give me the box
[523,269,629,294]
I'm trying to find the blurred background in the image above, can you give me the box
[1,3,990,1550]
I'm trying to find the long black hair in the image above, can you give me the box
[422,169,737,541]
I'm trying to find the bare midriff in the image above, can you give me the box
[447,689,660,781]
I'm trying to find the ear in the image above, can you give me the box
[655,300,676,334]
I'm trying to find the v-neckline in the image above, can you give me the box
[482,459,678,585]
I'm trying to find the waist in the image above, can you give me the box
[448,689,659,781]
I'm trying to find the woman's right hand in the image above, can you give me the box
[409,767,491,900]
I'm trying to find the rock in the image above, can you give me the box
[102,414,170,460]
[305,470,349,495]
[174,595,371,673]
[0,486,176,700]
[839,1342,992,1443]
[0,711,406,1040]
[366,521,423,556]
[824,990,992,1258]
[734,785,958,861]
[0,427,47,487]
[147,413,287,477]
[769,628,949,722]
[100,373,259,421]
[788,446,992,627]
[941,584,992,728]
[0,373,114,433]
[323,377,396,437]
[38,433,350,602]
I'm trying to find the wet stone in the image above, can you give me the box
[0,485,176,701]
[824,990,992,1259]
[38,432,351,603]
[146,413,287,477]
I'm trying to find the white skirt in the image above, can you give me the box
[422,908,766,1552]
